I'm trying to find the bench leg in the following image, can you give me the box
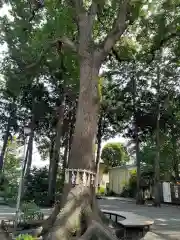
[124,227,127,240]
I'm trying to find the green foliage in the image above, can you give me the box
[121,171,137,198]
[1,0,180,209]
[2,137,20,202]
[20,201,43,222]
[15,234,35,240]
[21,201,41,214]
[140,132,180,181]
[97,187,105,195]
[23,167,49,206]
[23,167,63,206]
[101,142,129,168]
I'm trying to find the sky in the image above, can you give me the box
[0,4,128,168]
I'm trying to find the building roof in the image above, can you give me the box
[110,164,137,170]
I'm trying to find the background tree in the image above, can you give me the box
[101,142,129,168]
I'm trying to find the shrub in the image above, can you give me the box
[20,201,43,222]
[120,171,137,198]
[23,167,49,206]
[97,186,105,195]
[23,167,64,206]
[15,234,35,240]
[107,190,116,196]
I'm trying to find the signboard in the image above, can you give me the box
[162,182,172,203]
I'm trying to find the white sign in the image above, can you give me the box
[162,182,172,203]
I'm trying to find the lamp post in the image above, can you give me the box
[14,126,31,230]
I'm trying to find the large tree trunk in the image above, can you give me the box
[44,56,101,240]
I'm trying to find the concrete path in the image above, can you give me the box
[0,200,180,239]
[99,198,180,239]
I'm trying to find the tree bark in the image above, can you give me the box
[44,55,101,240]
[67,103,76,159]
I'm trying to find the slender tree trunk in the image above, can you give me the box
[154,64,161,207]
[0,117,11,170]
[25,130,34,177]
[172,133,179,181]
[49,140,55,169]
[135,123,143,204]
[21,137,31,198]
[132,68,143,204]
[61,137,69,186]
[23,140,30,176]
[47,103,65,205]
[67,103,76,158]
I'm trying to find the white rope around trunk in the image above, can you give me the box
[65,168,96,186]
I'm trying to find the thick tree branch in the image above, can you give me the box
[89,1,98,16]
[25,36,77,70]
[100,0,129,58]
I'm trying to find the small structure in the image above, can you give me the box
[109,164,136,195]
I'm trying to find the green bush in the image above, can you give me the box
[97,187,105,195]
[15,234,35,240]
[20,201,43,222]
[23,167,64,206]
[23,167,49,206]
[107,190,116,196]
[120,171,137,198]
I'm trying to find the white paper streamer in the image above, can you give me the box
[64,168,96,186]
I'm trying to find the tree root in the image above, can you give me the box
[43,184,92,240]
[78,220,119,240]
[35,184,119,240]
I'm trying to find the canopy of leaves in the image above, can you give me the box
[101,142,129,168]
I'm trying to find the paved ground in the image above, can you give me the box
[99,198,180,240]
[0,199,180,239]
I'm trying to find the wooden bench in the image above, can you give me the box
[101,209,154,239]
